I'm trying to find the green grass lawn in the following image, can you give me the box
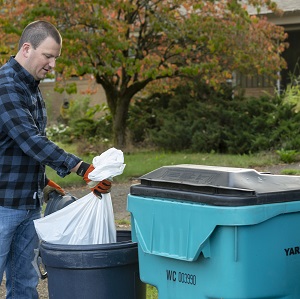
[147,285,158,298]
[46,145,282,187]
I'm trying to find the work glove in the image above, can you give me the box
[76,161,112,198]
[43,179,65,203]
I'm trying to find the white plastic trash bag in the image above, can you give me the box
[34,147,126,245]
[89,147,126,181]
[34,193,116,245]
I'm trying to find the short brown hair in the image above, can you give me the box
[18,20,62,50]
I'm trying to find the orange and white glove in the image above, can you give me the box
[76,162,112,198]
[43,179,65,203]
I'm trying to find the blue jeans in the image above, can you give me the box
[0,206,41,299]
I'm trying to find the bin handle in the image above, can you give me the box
[32,248,48,280]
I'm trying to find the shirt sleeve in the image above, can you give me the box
[0,83,81,177]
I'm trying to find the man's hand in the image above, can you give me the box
[76,162,112,198]
[43,179,65,203]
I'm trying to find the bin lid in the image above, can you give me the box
[130,164,300,206]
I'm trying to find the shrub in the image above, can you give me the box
[47,96,113,154]
[276,149,300,163]
[128,80,300,154]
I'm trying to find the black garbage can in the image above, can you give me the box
[44,191,77,216]
[39,230,146,299]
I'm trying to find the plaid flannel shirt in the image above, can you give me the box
[0,57,81,209]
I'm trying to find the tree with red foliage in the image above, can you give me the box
[0,0,287,148]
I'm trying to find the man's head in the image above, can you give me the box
[15,20,62,81]
[18,20,62,51]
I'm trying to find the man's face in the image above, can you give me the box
[24,36,61,81]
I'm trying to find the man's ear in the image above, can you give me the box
[21,43,31,58]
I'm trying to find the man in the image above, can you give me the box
[0,20,111,298]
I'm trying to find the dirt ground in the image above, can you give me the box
[1,163,300,298]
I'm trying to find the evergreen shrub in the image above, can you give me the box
[128,81,300,154]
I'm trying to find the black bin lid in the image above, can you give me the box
[130,164,300,206]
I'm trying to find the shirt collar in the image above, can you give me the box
[9,56,40,89]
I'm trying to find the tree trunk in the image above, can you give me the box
[97,74,151,150]
[112,98,130,149]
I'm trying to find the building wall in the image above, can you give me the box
[244,4,300,97]
[39,78,107,124]
[242,87,275,98]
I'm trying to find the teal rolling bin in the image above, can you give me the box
[127,164,300,299]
